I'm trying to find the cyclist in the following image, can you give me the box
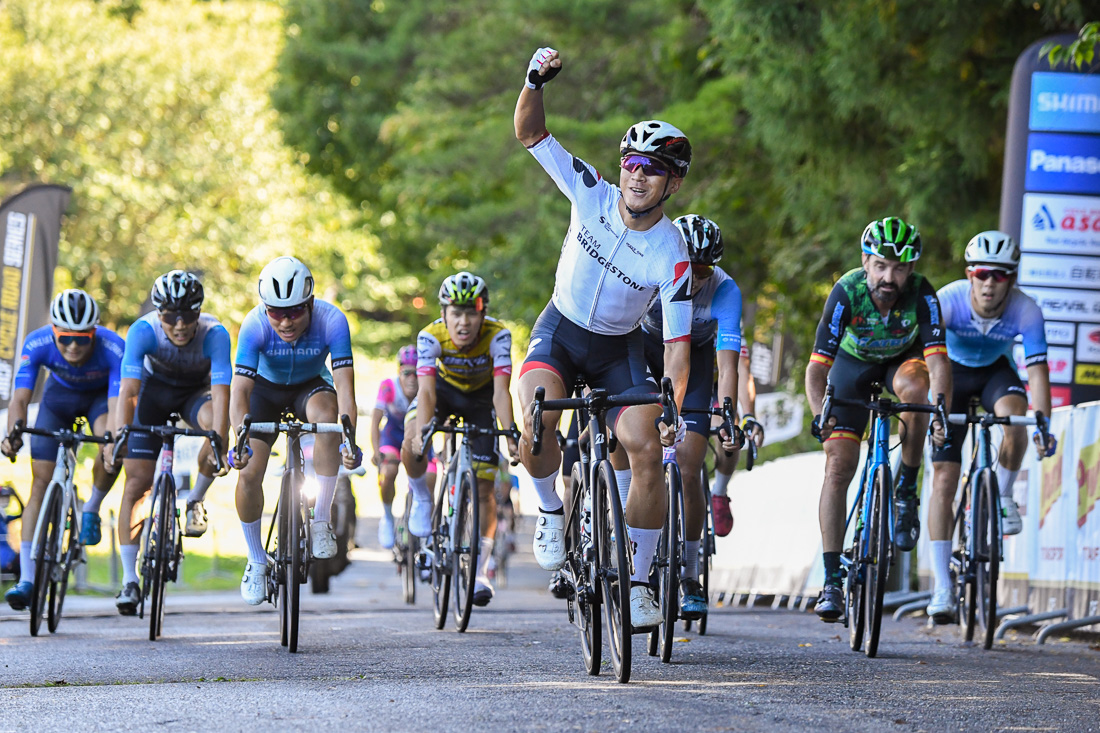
[371,345,424,550]
[401,272,518,608]
[515,46,692,629]
[111,271,231,615]
[804,217,950,622]
[709,343,765,537]
[230,256,361,605]
[640,214,741,619]
[1,290,124,610]
[925,231,1056,621]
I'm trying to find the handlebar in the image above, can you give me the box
[529,383,666,457]
[7,419,113,463]
[234,413,358,469]
[818,384,949,448]
[947,409,1051,457]
[417,418,520,463]
[682,397,745,459]
[112,422,226,473]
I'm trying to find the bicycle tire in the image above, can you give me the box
[431,473,451,630]
[149,474,173,641]
[47,500,78,633]
[452,469,479,632]
[864,464,891,658]
[30,485,60,637]
[977,469,999,650]
[569,464,601,676]
[698,482,712,636]
[658,461,683,663]
[957,480,978,643]
[847,498,867,652]
[402,492,418,605]
[647,517,664,659]
[276,472,291,647]
[288,468,305,653]
[597,461,631,684]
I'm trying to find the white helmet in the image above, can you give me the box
[620,120,692,178]
[964,230,1020,271]
[258,256,314,308]
[50,289,99,331]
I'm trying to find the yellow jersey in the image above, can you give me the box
[415,317,512,392]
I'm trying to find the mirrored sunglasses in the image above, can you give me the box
[620,154,668,178]
[159,309,201,325]
[968,266,1013,283]
[52,327,94,346]
[691,263,715,280]
[266,303,309,321]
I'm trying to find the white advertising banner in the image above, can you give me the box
[1021,286,1100,324]
[1032,408,1074,584]
[1022,192,1100,255]
[1071,404,1100,590]
[1077,323,1100,363]
[1015,343,1075,384]
[1047,321,1077,345]
[1019,252,1100,290]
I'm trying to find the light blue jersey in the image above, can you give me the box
[233,299,353,386]
[120,312,232,387]
[642,266,742,351]
[937,279,1047,368]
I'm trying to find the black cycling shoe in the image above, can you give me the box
[115,582,142,616]
[894,496,920,552]
[815,584,846,623]
[548,571,572,600]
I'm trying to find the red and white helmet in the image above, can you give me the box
[620,120,692,178]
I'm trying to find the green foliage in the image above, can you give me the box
[1042,20,1100,69]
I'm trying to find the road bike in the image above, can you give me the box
[820,383,946,658]
[113,417,224,641]
[946,401,1050,649]
[530,378,670,684]
[416,418,519,632]
[236,412,355,653]
[394,486,422,605]
[8,419,111,636]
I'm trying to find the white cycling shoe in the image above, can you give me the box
[630,585,662,630]
[240,562,268,606]
[926,587,957,623]
[311,521,337,559]
[1002,498,1023,535]
[533,511,566,570]
[408,493,433,538]
[378,513,395,549]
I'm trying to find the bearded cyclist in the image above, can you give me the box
[925,231,1056,621]
[515,46,693,630]
[804,217,950,622]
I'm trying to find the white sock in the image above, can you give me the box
[84,487,110,514]
[614,469,632,511]
[312,474,338,523]
[120,544,140,585]
[477,536,494,581]
[382,502,394,521]
[19,541,34,582]
[627,526,661,583]
[684,540,700,580]
[187,473,215,505]
[930,540,952,592]
[242,519,267,565]
[712,470,732,497]
[531,470,563,512]
[408,474,430,501]
[996,463,1019,500]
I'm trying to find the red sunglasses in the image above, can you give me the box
[968,266,1014,283]
[620,154,668,178]
[266,303,310,321]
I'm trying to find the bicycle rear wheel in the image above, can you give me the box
[956,482,978,643]
[698,482,713,636]
[402,492,418,605]
[30,485,61,637]
[431,475,451,630]
[47,499,78,633]
[149,475,174,641]
[597,461,631,684]
[287,469,305,653]
[976,469,999,650]
[568,464,601,676]
[847,492,867,652]
[452,469,479,632]
[864,465,891,658]
[658,462,683,663]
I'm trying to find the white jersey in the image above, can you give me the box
[528,134,693,340]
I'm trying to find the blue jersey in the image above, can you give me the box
[937,279,1048,368]
[120,312,232,388]
[233,299,354,386]
[14,325,125,397]
[642,267,742,351]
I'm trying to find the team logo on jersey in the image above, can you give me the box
[670,261,693,303]
[572,157,599,188]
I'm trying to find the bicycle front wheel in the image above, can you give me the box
[47,499,78,633]
[658,461,683,663]
[287,468,306,653]
[149,475,174,641]
[452,469,479,632]
[697,482,713,636]
[568,464,601,676]
[976,469,1000,650]
[431,476,451,630]
[864,464,891,658]
[597,461,631,684]
[30,485,61,637]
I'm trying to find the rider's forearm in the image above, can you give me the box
[515,86,548,146]
[716,349,740,413]
[492,376,516,429]
[926,353,952,412]
[370,409,383,454]
[210,384,230,449]
[805,360,830,414]
[738,355,757,415]
[103,397,118,437]
[114,378,140,433]
[5,388,31,434]
[663,340,691,412]
[229,376,253,432]
[416,377,437,436]
[1026,362,1053,418]
[333,367,357,430]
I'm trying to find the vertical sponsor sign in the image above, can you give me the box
[1002,36,1100,404]
[1072,404,1100,622]
[0,184,71,411]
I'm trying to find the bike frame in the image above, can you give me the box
[33,438,82,582]
[842,402,896,574]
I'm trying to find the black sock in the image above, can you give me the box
[823,551,843,587]
[896,462,920,501]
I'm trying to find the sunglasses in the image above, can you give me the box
[53,327,94,347]
[400,368,417,377]
[159,310,201,325]
[266,303,310,322]
[968,266,1013,283]
[620,154,668,178]
[691,263,715,280]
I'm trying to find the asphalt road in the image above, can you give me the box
[2,519,1098,733]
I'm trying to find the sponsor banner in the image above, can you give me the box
[1072,406,1100,595]
[1022,193,1100,255]
[1025,133,1100,195]
[1076,363,1100,385]
[1019,252,1100,290]
[1052,385,1073,407]
[1016,343,1074,383]
[1046,320,1076,345]
[1034,408,1073,583]
[1077,324,1100,362]
[1030,71,1100,133]
[753,391,804,447]
[1020,286,1100,323]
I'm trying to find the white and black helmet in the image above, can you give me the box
[965,230,1020,271]
[50,289,99,331]
[151,270,204,312]
[674,214,723,265]
[620,120,692,178]
[258,256,314,308]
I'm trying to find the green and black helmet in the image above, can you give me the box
[438,271,488,310]
[861,217,922,263]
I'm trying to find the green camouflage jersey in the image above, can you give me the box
[811,268,946,366]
